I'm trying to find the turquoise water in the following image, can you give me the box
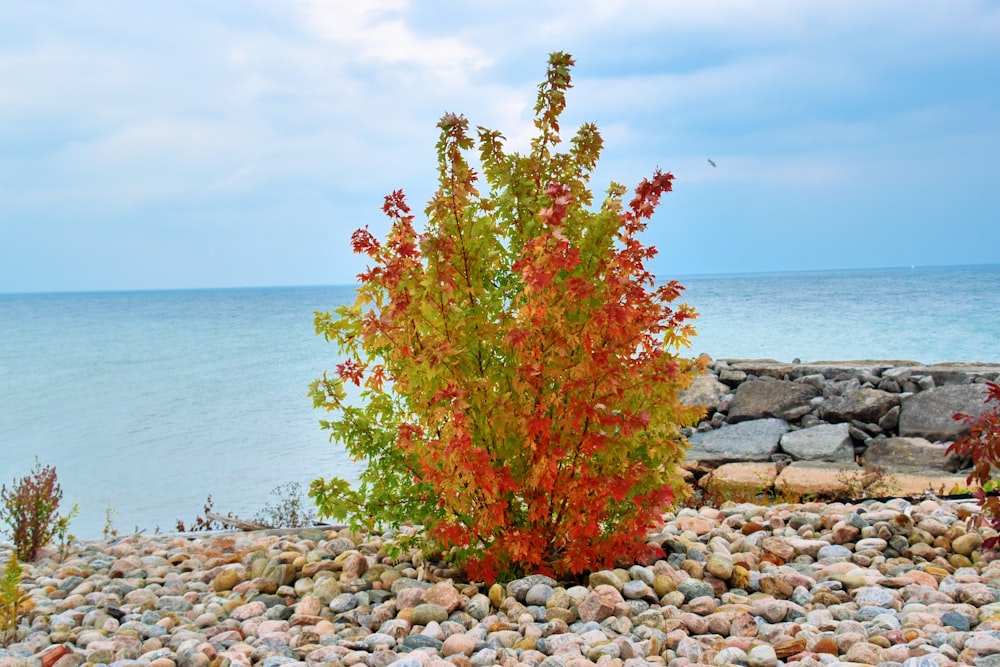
[1,265,997,538]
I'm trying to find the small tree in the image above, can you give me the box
[0,553,28,647]
[311,52,703,579]
[1,460,70,562]
[949,382,1000,548]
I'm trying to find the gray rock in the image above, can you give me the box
[464,594,490,620]
[817,544,853,560]
[796,373,828,391]
[362,632,397,650]
[525,583,554,606]
[780,423,854,461]
[727,381,819,423]
[899,384,991,441]
[329,593,358,614]
[401,635,443,650]
[879,405,900,432]
[719,369,748,386]
[681,374,731,416]
[687,418,789,463]
[819,388,899,424]
[621,580,654,601]
[861,437,962,472]
[506,574,558,602]
[941,611,972,631]
[677,579,714,602]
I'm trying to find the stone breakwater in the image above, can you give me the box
[679,359,1000,497]
[4,498,1000,667]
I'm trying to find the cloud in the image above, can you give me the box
[293,0,493,84]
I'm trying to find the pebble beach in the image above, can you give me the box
[4,496,1000,667]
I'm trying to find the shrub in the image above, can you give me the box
[176,495,226,532]
[0,460,72,562]
[0,553,28,647]
[311,52,703,580]
[252,482,316,528]
[948,381,1000,548]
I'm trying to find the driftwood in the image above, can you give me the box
[205,511,269,531]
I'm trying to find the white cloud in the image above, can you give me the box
[293,0,493,84]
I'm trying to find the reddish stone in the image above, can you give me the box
[40,645,72,667]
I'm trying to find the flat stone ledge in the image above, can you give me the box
[775,461,860,497]
[699,462,779,491]
[699,461,972,501]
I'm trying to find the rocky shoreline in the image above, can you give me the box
[3,495,1000,667]
[680,359,1000,498]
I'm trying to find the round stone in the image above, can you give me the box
[677,579,714,602]
[940,611,971,631]
[410,603,449,626]
[747,643,778,667]
[817,544,852,560]
[705,552,734,580]
[329,593,358,614]
[622,580,653,600]
[525,583,554,606]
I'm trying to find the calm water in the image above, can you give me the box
[1,265,997,538]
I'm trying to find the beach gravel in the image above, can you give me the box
[3,496,1000,667]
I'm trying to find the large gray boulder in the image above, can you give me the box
[687,418,789,463]
[860,437,963,472]
[680,374,730,416]
[899,384,991,442]
[819,388,899,424]
[780,423,854,462]
[727,381,819,424]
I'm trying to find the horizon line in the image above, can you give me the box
[2,261,998,298]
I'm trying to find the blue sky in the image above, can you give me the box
[1,1,998,293]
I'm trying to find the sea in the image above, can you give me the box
[1,264,998,539]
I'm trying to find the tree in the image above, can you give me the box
[311,52,704,580]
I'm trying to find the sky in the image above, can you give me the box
[1,1,998,293]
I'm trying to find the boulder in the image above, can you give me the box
[779,423,854,462]
[899,384,991,442]
[724,359,793,379]
[775,461,860,498]
[818,388,898,424]
[687,418,789,463]
[681,374,730,416]
[860,437,963,473]
[727,381,819,424]
[699,462,778,492]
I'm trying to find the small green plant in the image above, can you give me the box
[103,506,119,540]
[251,482,316,528]
[55,503,79,562]
[0,460,72,561]
[0,553,29,647]
[948,382,1000,549]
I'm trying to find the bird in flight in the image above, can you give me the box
[707,158,717,168]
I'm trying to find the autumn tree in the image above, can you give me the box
[311,52,704,580]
